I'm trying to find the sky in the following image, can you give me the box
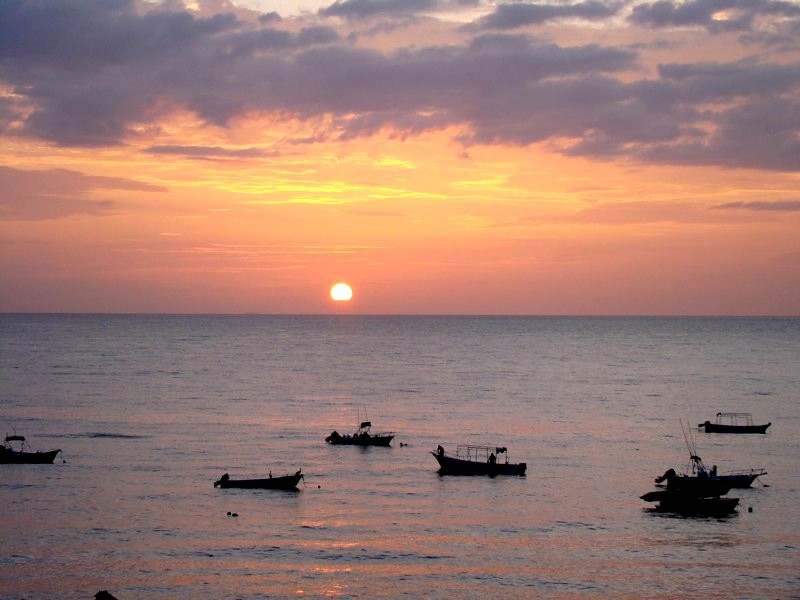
[1,0,799,315]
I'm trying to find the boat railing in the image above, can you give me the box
[353,423,394,437]
[455,445,510,463]
[3,434,29,451]
[715,412,754,426]
[722,467,767,477]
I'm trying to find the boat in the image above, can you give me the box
[655,465,766,490]
[655,421,767,490]
[640,489,740,517]
[0,434,62,464]
[325,421,394,447]
[698,412,770,434]
[214,469,304,490]
[431,444,526,476]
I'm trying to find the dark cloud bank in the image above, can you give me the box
[1,0,799,171]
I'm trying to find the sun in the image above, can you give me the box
[330,282,353,302]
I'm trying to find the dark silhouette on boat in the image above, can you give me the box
[431,444,526,476]
[214,469,304,490]
[325,421,394,447]
[1,434,61,464]
[699,412,770,433]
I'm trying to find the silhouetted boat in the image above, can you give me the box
[214,469,304,490]
[640,489,739,517]
[431,444,526,476]
[699,412,770,433]
[325,421,394,447]
[655,421,767,490]
[1,434,61,464]
[655,466,766,490]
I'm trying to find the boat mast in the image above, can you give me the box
[680,419,702,475]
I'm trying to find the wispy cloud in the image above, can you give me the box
[0,166,165,221]
[144,145,273,159]
[711,200,800,211]
[319,0,439,20]
[472,1,622,31]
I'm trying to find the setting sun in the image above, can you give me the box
[330,283,353,302]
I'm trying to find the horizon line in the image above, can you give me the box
[2,312,798,319]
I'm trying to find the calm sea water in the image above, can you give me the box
[1,314,799,599]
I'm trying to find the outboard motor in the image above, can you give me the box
[654,468,677,484]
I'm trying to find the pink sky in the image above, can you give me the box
[1,0,799,315]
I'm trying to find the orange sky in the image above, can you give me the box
[1,0,799,315]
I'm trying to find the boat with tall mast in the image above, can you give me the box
[654,421,767,490]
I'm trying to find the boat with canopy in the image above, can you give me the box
[1,434,62,464]
[431,444,526,476]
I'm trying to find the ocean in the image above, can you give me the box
[1,314,799,599]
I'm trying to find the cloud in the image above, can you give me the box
[0,0,240,70]
[635,94,800,171]
[0,166,166,221]
[319,0,439,20]
[144,145,272,159]
[711,200,800,211]
[1,0,799,171]
[629,0,800,34]
[0,0,339,145]
[473,1,622,31]
[553,198,800,226]
[568,200,710,225]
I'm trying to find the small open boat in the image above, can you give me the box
[431,444,526,476]
[699,412,770,434]
[1,434,62,464]
[214,469,304,490]
[325,421,394,447]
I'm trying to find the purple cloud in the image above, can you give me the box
[474,1,622,31]
[630,0,800,34]
[144,145,272,159]
[1,0,799,172]
[319,0,439,20]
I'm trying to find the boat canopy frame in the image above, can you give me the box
[453,445,510,463]
[714,412,755,426]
